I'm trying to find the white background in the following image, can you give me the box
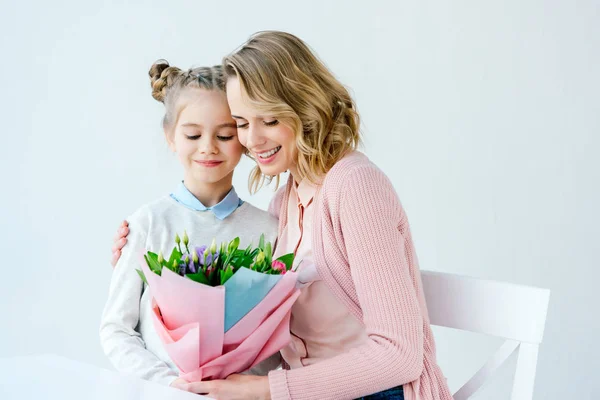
[1,1,598,399]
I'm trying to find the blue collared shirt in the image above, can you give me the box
[170,181,243,220]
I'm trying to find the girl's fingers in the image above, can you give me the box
[113,220,129,240]
[111,250,121,267]
[113,226,130,241]
[110,221,130,267]
[110,238,127,253]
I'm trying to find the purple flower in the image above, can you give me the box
[181,251,199,274]
[188,245,219,267]
[195,246,208,264]
[204,251,220,267]
[188,258,197,274]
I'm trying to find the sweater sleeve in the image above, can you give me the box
[99,214,179,386]
[268,165,424,400]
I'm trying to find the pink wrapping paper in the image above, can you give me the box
[140,255,300,381]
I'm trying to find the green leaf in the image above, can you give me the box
[228,249,255,270]
[167,246,183,266]
[186,271,210,285]
[258,234,265,251]
[275,253,295,270]
[220,266,235,285]
[265,241,272,266]
[222,251,235,271]
[242,255,255,269]
[262,259,272,272]
[144,254,162,275]
[136,269,148,284]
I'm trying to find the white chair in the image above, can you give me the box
[420,271,550,400]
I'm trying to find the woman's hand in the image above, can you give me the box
[170,377,190,391]
[111,220,129,267]
[185,374,271,400]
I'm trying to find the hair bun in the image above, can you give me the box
[148,59,182,103]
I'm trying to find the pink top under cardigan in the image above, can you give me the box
[267,152,454,400]
[274,179,367,370]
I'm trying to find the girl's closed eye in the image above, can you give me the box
[217,135,235,141]
[186,134,201,140]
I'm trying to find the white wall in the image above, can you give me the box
[1,1,598,399]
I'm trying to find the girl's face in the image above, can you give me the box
[167,89,244,188]
[226,77,297,178]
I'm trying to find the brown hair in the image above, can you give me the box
[149,59,225,132]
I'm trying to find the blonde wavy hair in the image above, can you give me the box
[223,31,361,193]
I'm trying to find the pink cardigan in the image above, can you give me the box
[267,152,453,400]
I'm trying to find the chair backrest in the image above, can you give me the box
[420,271,551,400]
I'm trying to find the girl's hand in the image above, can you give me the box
[185,374,271,400]
[111,220,129,267]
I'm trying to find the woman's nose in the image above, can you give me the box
[245,125,266,149]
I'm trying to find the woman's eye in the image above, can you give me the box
[217,136,234,141]
[186,135,201,140]
[263,120,279,126]
[236,122,249,129]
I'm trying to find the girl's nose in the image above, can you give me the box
[198,136,218,154]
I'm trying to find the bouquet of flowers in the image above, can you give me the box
[137,232,300,381]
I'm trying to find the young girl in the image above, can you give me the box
[100,60,278,389]
[112,33,453,400]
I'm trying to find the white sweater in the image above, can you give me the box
[99,195,279,385]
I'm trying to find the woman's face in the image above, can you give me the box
[226,77,297,178]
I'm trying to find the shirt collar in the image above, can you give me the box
[292,179,318,208]
[170,181,243,220]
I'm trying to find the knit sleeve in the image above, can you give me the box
[268,164,424,400]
